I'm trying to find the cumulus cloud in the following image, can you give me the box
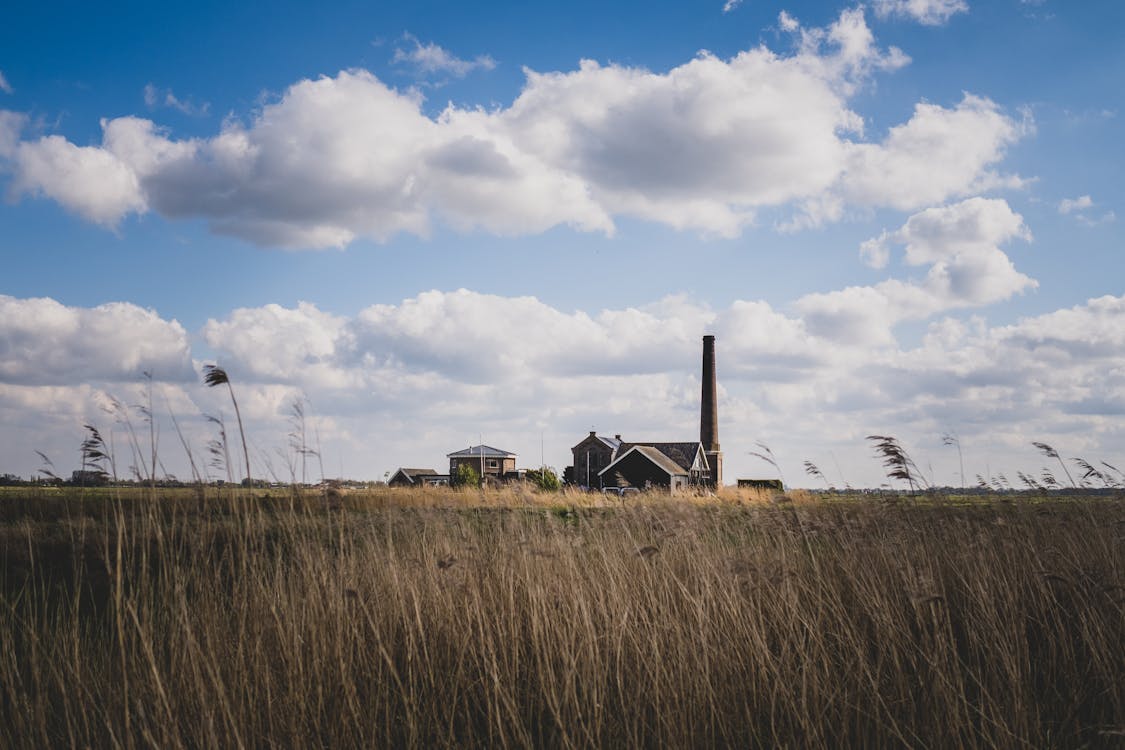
[871,0,969,25]
[8,130,147,226]
[189,288,1125,486]
[202,302,356,387]
[0,7,1027,248]
[798,198,1035,345]
[203,291,717,386]
[392,34,496,78]
[0,296,194,385]
[839,94,1027,212]
[6,285,1125,486]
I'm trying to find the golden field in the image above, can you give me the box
[1,486,1122,748]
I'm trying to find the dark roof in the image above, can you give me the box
[617,442,705,473]
[571,432,623,452]
[598,445,688,478]
[447,444,517,459]
[390,468,439,484]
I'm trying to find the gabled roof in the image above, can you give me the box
[598,445,689,478]
[447,444,517,459]
[597,435,622,451]
[616,442,707,473]
[571,432,622,452]
[389,468,439,484]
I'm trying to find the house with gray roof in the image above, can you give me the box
[447,445,518,480]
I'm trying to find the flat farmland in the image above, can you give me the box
[1,488,1122,748]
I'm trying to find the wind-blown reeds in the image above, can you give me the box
[0,489,1121,748]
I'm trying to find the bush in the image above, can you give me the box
[452,463,481,488]
[526,467,561,492]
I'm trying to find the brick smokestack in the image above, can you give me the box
[701,335,719,453]
[700,335,723,486]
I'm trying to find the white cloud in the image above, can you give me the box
[722,0,743,13]
[10,131,146,226]
[871,0,969,26]
[1077,210,1116,227]
[1058,194,1115,226]
[0,296,194,385]
[392,34,496,78]
[0,71,12,95]
[143,83,210,116]
[0,9,1026,247]
[0,109,26,157]
[798,198,1035,345]
[6,284,1125,487]
[839,94,1027,212]
[1058,195,1093,214]
[202,302,357,388]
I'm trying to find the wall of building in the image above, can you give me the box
[572,435,616,488]
[600,450,683,491]
[449,456,516,476]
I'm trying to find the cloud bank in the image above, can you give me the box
[2,201,1120,487]
[0,8,1025,247]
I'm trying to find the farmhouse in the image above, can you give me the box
[447,445,518,480]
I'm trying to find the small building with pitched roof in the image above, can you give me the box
[598,441,711,493]
[447,445,517,480]
[388,467,447,487]
[571,431,623,488]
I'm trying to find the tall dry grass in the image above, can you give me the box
[1,489,1122,748]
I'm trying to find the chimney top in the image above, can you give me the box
[589,430,597,436]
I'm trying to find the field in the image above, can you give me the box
[1,486,1123,748]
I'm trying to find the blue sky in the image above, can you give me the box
[1,0,1123,487]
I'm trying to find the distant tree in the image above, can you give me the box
[453,463,481,488]
[527,467,561,492]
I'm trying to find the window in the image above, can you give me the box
[487,459,499,469]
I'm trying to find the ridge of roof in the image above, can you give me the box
[446,444,517,458]
[598,444,690,478]
[618,441,703,472]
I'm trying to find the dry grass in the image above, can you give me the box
[1,488,1122,748]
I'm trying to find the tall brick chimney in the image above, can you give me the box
[700,335,722,486]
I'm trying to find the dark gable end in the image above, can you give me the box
[389,468,439,486]
[598,446,687,489]
[617,442,709,475]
